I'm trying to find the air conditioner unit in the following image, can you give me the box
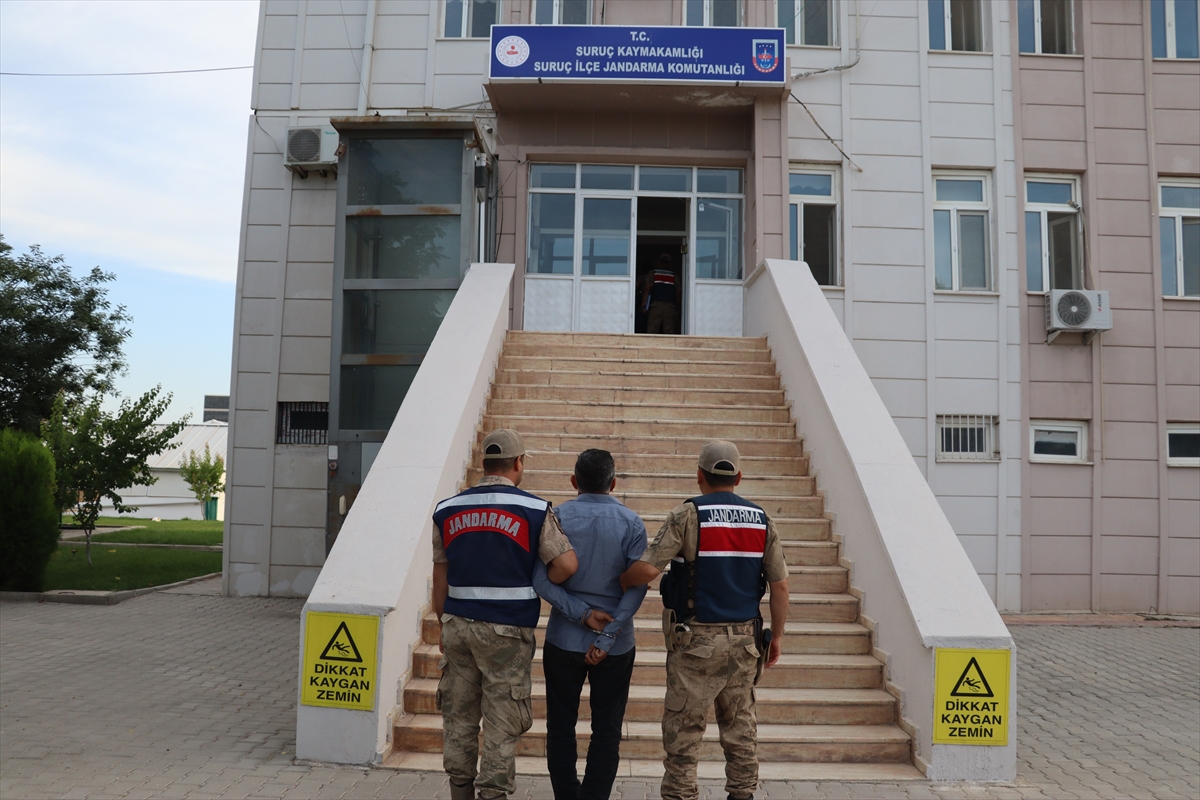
[1045,289,1112,342]
[285,125,340,177]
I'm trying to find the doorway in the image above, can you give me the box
[635,196,688,334]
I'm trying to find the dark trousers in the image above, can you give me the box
[542,641,635,800]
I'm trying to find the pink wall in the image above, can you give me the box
[1015,0,1199,613]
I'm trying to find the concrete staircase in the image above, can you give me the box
[385,331,922,781]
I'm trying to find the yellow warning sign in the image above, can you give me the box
[301,611,379,711]
[933,648,1010,746]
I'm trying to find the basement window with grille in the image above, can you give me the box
[277,402,329,445]
[936,415,1000,462]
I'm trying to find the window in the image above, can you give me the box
[340,136,468,430]
[929,0,986,52]
[1030,420,1088,464]
[933,174,991,291]
[444,0,499,38]
[779,0,836,46]
[1153,0,1200,59]
[937,415,1000,462]
[1025,177,1082,292]
[1167,424,1200,466]
[789,169,839,286]
[533,0,590,24]
[1160,181,1200,298]
[1017,0,1074,54]
[686,0,741,27]
[277,403,329,445]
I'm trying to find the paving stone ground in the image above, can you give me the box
[2,579,1197,800]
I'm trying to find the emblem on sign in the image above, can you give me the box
[752,39,778,73]
[496,35,530,67]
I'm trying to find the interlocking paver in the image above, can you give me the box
[3,580,1198,799]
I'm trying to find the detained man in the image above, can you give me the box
[532,449,649,800]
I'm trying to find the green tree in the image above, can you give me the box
[0,235,132,433]
[41,387,187,565]
[0,429,60,591]
[180,444,225,518]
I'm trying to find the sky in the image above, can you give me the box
[1,0,260,423]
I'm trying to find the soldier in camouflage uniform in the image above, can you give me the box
[621,441,789,800]
[432,429,579,800]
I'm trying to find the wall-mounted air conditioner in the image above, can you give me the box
[285,125,340,177]
[1045,289,1112,343]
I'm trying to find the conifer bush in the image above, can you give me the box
[0,428,60,591]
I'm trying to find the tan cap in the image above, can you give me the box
[698,439,740,476]
[482,429,526,460]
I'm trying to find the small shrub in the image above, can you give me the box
[0,429,61,591]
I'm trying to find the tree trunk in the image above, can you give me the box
[84,529,93,567]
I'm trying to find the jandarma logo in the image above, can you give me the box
[496,35,530,67]
[752,39,778,73]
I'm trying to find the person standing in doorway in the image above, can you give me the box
[620,440,790,800]
[645,252,681,334]
[532,449,649,800]
[431,429,579,800]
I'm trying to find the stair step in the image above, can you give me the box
[468,469,815,497]
[391,715,911,763]
[512,451,808,476]
[510,434,806,459]
[499,356,779,377]
[496,368,783,390]
[532,489,823,518]
[501,343,774,362]
[484,415,796,441]
[493,383,787,407]
[422,616,871,654]
[487,398,793,423]
[382,751,925,781]
[506,331,769,351]
[402,679,896,725]
[412,644,884,689]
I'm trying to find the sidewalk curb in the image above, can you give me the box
[0,572,222,606]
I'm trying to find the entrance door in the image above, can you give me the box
[635,196,688,335]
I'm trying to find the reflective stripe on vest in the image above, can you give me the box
[448,586,539,601]
[653,269,675,285]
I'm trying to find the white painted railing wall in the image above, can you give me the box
[295,263,515,764]
[745,260,1017,781]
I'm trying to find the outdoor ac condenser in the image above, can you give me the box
[284,125,340,177]
[1045,289,1113,343]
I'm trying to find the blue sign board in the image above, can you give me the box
[489,25,785,85]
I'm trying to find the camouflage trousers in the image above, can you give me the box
[438,614,535,799]
[661,621,760,800]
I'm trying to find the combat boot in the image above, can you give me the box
[449,780,475,800]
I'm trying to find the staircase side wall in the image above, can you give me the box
[295,263,514,764]
[746,259,1016,782]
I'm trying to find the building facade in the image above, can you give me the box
[224,0,1198,611]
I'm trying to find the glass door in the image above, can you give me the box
[577,196,634,332]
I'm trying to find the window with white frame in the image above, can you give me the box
[1030,420,1088,464]
[685,0,741,27]
[1167,424,1200,466]
[937,415,1000,462]
[933,174,992,291]
[533,0,590,24]
[928,0,986,52]
[444,0,499,38]
[1025,176,1082,292]
[1152,0,1200,59]
[1017,0,1074,54]
[778,0,836,46]
[1159,181,1200,298]
[789,169,839,286]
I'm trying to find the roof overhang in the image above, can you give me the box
[485,79,787,115]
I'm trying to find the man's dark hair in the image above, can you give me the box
[574,449,615,494]
[483,456,518,474]
[700,467,739,488]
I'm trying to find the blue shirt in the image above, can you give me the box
[532,493,648,655]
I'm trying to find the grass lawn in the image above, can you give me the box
[87,517,223,547]
[43,543,221,592]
